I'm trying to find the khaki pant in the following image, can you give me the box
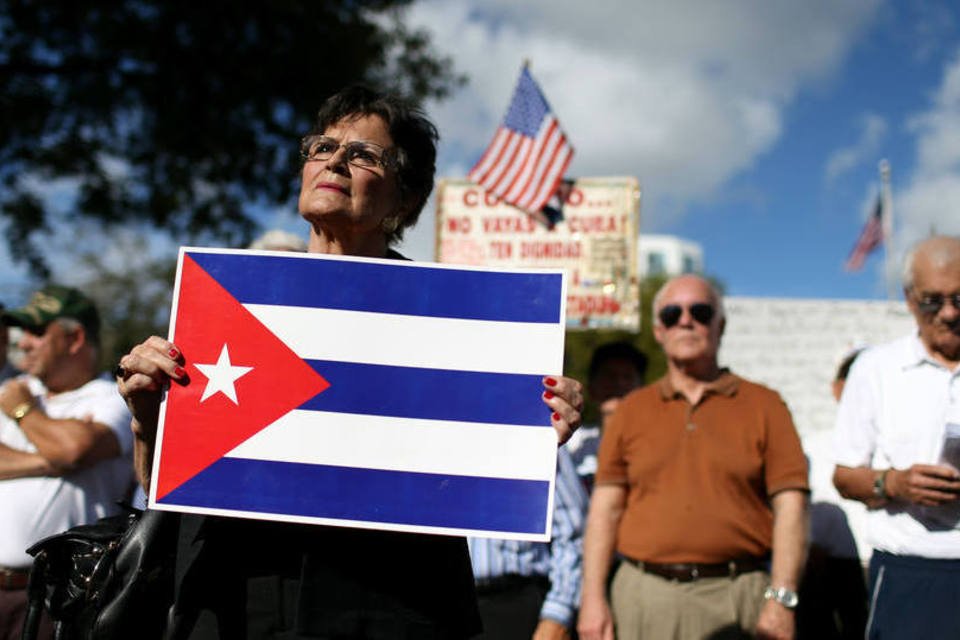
[610,560,768,639]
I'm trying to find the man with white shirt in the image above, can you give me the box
[833,235,960,639]
[0,286,133,639]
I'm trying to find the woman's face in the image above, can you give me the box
[298,114,405,238]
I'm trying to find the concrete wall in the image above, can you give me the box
[718,296,915,559]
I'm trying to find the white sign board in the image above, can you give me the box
[720,296,915,561]
[436,177,641,330]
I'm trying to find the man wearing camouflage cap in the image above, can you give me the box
[0,285,133,639]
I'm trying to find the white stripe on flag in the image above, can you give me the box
[492,138,533,195]
[483,133,523,190]
[516,121,562,209]
[226,410,558,481]
[503,129,550,203]
[469,128,510,184]
[527,144,573,211]
[245,304,563,374]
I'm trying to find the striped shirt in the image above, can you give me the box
[468,447,588,627]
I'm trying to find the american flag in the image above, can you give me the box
[845,196,884,271]
[469,66,574,213]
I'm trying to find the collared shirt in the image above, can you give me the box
[834,333,960,558]
[565,424,600,493]
[596,371,808,563]
[468,447,588,627]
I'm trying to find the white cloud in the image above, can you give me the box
[824,114,888,182]
[397,0,880,260]
[895,49,960,255]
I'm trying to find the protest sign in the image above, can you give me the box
[149,248,566,541]
[436,177,640,330]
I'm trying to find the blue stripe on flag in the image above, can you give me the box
[188,251,562,324]
[160,458,550,534]
[301,360,550,426]
[504,67,551,136]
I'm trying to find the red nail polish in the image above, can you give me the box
[552,412,561,422]
[174,366,186,378]
[169,348,179,359]
[545,377,558,387]
[544,390,555,399]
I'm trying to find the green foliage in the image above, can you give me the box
[0,0,464,277]
[72,232,176,372]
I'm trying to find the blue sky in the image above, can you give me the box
[5,0,960,305]
[395,0,960,300]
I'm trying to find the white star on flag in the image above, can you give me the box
[195,343,253,404]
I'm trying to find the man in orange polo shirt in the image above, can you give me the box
[578,275,809,640]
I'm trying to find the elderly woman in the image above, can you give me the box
[117,86,583,640]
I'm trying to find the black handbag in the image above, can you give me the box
[22,507,177,640]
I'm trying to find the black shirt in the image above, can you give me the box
[167,249,481,639]
[170,515,480,639]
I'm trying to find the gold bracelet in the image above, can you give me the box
[10,401,35,424]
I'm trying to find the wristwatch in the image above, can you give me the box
[763,586,799,609]
[873,469,890,500]
[11,401,34,425]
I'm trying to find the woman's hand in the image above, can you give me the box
[542,376,583,445]
[115,336,188,445]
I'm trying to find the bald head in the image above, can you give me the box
[651,275,726,375]
[903,236,960,291]
[902,235,960,366]
[652,275,725,326]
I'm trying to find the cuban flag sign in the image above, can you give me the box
[148,248,567,541]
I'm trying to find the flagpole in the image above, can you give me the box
[879,159,894,298]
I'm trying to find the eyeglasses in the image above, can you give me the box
[300,135,397,171]
[913,292,960,316]
[657,303,715,328]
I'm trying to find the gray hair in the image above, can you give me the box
[902,244,918,291]
[54,317,100,355]
[652,275,726,326]
[249,229,307,252]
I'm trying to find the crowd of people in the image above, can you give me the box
[0,84,958,640]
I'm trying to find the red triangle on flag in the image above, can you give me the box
[155,254,330,500]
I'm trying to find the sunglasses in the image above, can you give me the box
[913,292,960,316]
[658,303,715,328]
